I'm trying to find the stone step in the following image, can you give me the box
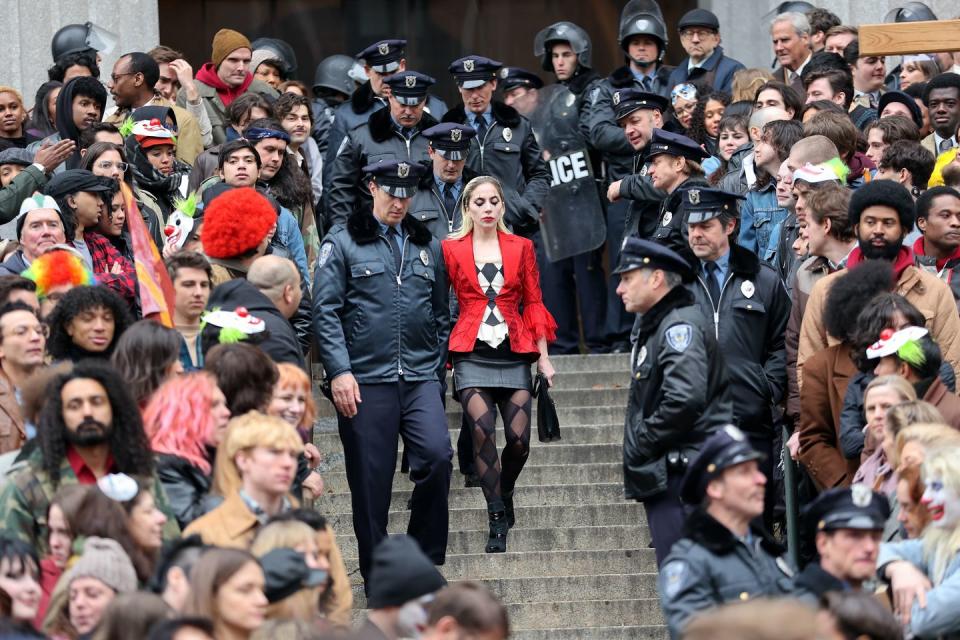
[322,482,626,514]
[514,626,668,640]
[320,461,624,494]
[507,598,664,630]
[342,549,656,582]
[541,353,631,372]
[325,501,645,535]
[337,524,651,558]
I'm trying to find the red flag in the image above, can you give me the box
[120,182,176,326]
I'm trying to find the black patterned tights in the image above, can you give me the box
[460,387,532,503]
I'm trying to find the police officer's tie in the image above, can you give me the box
[443,183,457,220]
[387,226,402,273]
[641,76,652,93]
[704,261,721,306]
[475,116,488,142]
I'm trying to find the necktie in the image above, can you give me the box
[940,138,955,154]
[475,116,488,142]
[443,183,457,221]
[387,226,402,273]
[704,262,722,306]
[641,76,652,93]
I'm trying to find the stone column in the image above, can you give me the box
[0,0,159,111]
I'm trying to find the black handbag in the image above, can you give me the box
[533,373,561,442]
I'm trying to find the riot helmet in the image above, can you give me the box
[534,22,592,72]
[313,54,357,98]
[51,22,118,62]
[885,2,937,22]
[618,0,668,62]
[251,37,298,77]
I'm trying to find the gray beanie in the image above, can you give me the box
[66,537,138,594]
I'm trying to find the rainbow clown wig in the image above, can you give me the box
[21,248,95,299]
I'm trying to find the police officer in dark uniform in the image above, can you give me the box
[313,159,453,588]
[326,71,439,228]
[791,484,889,605]
[615,237,731,565]
[499,67,544,117]
[442,55,550,237]
[310,54,357,156]
[683,187,790,525]
[324,39,447,191]
[659,426,795,638]
[532,21,609,354]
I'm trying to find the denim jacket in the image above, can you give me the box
[878,539,960,638]
[737,182,787,259]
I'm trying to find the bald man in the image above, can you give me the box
[207,255,306,368]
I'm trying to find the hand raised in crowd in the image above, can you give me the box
[886,560,932,625]
[331,372,362,418]
[168,58,199,103]
[34,139,76,173]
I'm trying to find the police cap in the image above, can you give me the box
[680,425,766,504]
[679,187,745,225]
[357,39,406,74]
[498,67,544,92]
[363,160,427,198]
[614,236,693,282]
[384,71,436,106]
[449,55,503,89]
[803,484,891,532]
[646,129,709,163]
[422,123,477,161]
[613,88,669,121]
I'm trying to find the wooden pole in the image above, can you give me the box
[859,20,960,57]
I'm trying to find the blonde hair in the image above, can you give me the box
[251,520,323,622]
[895,422,960,468]
[921,447,960,584]
[730,68,775,103]
[447,176,512,240]
[211,411,304,497]
[864,374,916,411]
[884,401,944,468]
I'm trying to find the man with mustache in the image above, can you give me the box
[791,485,889,604]
[0,360,179,552]
[659,426,794,638]
[799,180,960,382]
[914,187,960,310]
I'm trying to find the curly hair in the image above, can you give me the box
[110,319,182,406]
[204,343,278,416]
[36,359,153,488]
[851,293,925,372]
[823,260,894,344]
[687,91,730,147]
[47,51,100,82]
[45,285,132,361]
[144,372,223,474]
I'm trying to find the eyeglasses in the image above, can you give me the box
[680,29,716,40]
[95,160,128,172]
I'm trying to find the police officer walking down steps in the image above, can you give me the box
[313,159,453,590]
[615,237,731,566]
[659,426,795,639]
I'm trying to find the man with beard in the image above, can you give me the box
[799,180,960,381]
[0,360,179,551]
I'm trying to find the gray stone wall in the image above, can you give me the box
[704,0,960,71]
[0,0,159,111]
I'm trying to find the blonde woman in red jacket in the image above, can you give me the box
[441,176,556,553]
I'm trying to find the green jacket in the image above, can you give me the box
[0,446,181,553]
[0,165,47,224]
[177,78,278,146]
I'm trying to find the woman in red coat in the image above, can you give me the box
[442,176,556,553]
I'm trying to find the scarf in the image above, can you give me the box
[195,62,254,107]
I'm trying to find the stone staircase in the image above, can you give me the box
[313,353,667,638]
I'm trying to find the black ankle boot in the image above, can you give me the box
[485,499,508,553]
[503,490,516,529]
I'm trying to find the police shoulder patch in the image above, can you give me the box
[665,324,693,352]
[661,560,688,599]
[318,243,334,268]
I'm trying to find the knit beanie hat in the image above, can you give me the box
[212,29,252,68]
[200,186,277,259]
[66,537,138,594]
[366,535,446,608]
[848,179,916,231]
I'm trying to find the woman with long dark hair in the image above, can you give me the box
[26,81,62,143]
[110,319,184,407]
[442,176,556,553]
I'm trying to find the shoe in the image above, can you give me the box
[485,499,508,553]
[464,472,481,488]
[503,490,516,529]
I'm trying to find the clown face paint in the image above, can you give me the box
[922,475,960,530]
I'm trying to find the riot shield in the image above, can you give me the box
[529,84,606,262]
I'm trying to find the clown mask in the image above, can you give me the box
[922,474,960,530]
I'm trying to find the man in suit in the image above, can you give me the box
[771,12,813,93]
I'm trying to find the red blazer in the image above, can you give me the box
[442,231,557,356]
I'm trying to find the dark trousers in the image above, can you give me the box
[643,470,687,567]
[604,199,635,345]
[337,379,453,584]
[539,245,608,354]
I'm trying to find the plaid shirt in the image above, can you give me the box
[84,231,137,307]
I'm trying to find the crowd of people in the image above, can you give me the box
[0,0,959,638]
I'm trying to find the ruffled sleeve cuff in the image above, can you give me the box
[522,302,557,344]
